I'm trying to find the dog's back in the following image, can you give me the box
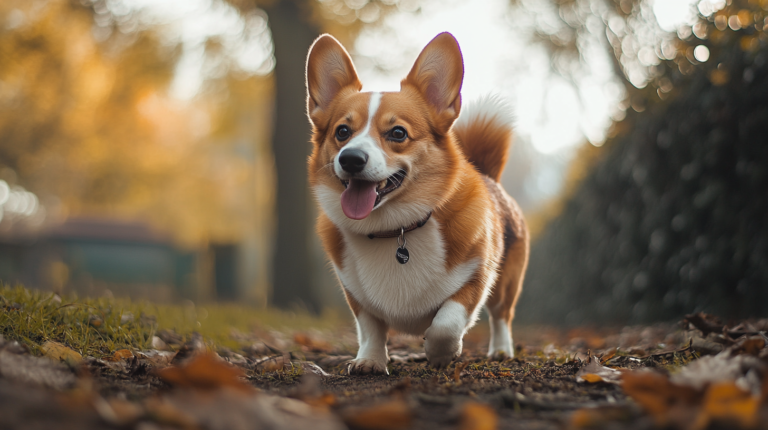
[452,95,530,358]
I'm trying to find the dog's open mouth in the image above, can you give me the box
[342,170,406,207]
[340,170,406,220]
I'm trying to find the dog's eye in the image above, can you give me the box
[335,125,351,141]
[388,126,408,142]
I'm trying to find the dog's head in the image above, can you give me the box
[307,32,465,235]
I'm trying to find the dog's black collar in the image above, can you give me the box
[367,212,432,239]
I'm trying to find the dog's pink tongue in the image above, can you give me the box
[341,179,377,220]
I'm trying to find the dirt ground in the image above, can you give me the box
[1,313,767,430]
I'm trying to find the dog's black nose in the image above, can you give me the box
[339,148,368,173]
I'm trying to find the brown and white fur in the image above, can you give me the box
[306,32,529,374]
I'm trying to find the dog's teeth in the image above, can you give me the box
[379,180,387,189]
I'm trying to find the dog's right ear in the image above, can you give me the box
[306,35,362,126]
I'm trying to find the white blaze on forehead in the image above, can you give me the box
[364,92,382,132]
[334,92,390,181]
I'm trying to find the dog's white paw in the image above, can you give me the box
[487,349,513,361]
[424,332,462,369]
[347,358,388,375]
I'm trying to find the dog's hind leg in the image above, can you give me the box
[485,237,529,359]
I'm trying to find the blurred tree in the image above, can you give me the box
[223,0,401,312]
[0,0,275,288]
[519,0,768,324]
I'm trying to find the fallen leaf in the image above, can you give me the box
[571,406,633,428]
[294,333,332,352]
[671,352,765,392]
[170,333,206,365]
[103,349,133,362]
[683,313,724,335]
[599,348,617,364]
[579,374,605,384]
[454,362,469,382]
[342,398,412,430]
[576,351,623,384]
[155,352,250,392]
[459,402,497,430]
[622,371,701,427]
[695,382,760,429]
[730,337,766,356]
[157,389,345,430]
[41,341,82,364]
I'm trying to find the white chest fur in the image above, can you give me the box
[335,219,480,335]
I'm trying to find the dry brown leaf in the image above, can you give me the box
[694,382,760,429]
[103,349,133,362]
[576,351,623,384]
[459,402,497,430]
[731,337,766,356]
[342,398,412,430]
[293,333,332,352]
[41,341,82,364]
[599,348,618,364]
[683,313,724,335]
[454,362,469,382]
[622,371,701,427]
[155,352,250,392]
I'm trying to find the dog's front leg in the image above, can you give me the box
[424,300,468,368]
[348,310,389,375]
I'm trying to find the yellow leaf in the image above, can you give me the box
[581,373,605,383]
[698,382,759,429]
[41,341,82,364]
[459,402,498,430]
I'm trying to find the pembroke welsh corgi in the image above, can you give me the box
[306,32,529,374]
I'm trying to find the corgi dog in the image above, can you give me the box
[306,32,529,374]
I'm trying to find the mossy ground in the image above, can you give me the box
[0,284,346,358]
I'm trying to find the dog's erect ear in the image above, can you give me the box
[402,32,464,130]
[306,34,362,126]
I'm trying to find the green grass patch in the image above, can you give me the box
[0,284,347,358]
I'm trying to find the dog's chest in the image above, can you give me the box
[336,220,479,333]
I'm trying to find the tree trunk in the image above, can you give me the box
[265,0,320,312]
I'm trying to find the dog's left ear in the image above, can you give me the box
[306,34,362,127]
[402,32,464,131]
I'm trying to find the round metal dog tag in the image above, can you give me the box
[396,247,410,264]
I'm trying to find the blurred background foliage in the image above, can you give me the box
[0,0,766,323]
[521,0,768,324]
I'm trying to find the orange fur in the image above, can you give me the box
[453,114,513,182]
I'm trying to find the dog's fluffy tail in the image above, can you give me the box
[452,94,514,182]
